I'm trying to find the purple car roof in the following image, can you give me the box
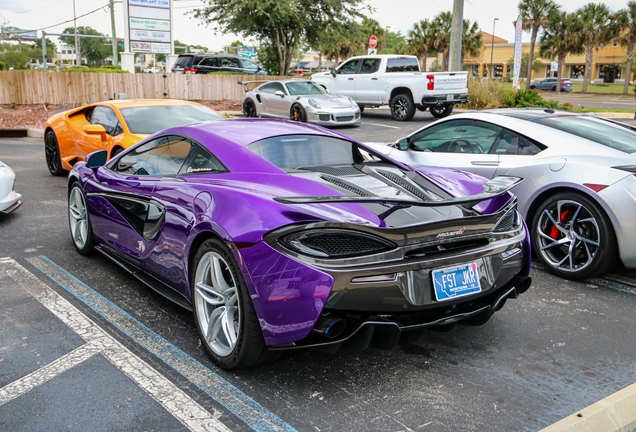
[162,118,359,174]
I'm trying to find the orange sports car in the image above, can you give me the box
[44,99,225,176]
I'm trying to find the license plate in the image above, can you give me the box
[446,94,454,101]
[432,262,481,301]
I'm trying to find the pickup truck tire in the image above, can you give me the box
[390,94,415,121]
[430,105,453,119]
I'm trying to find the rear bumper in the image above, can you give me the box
[420,93,469,107]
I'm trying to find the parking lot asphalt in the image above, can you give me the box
[2,110,636,431]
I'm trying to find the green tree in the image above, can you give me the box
[539,11,584,92]
[222,40,245,54]
[430,12,452,70]
[519,0,560,89]
[386,30,407,55]
[576,3,616,93]
[29,37,56,63]
[615,2,636,94]
[59,26,111,66]
[191,0,366,75]
[407,19,433,71]
[461,19,483,67]
[1,49,29,69]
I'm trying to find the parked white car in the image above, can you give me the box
[311,55,468,121]
[365,109,636,280]
[240,79,361,126]
[0,161,22,214]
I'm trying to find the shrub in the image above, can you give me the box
[0,61,5,71]
[63,66,128,73]
[465,79,504,110]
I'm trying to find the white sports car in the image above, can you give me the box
[365,109,636,280]
[240,79,361,126]
[0,161,22,214]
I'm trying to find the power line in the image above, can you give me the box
[12,3,111,33]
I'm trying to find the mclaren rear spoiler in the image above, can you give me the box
[274,176,523,208]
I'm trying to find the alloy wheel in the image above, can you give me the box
[194,252,241,357]
[68,187,89,250]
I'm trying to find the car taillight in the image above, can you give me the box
[184,67,198,73]
[426,74,435,91]
[561,81,567,85]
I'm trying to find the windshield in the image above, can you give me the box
[120,105,225,134]
[534,116,636,153]
[248,134,358,169]
[285,81,327,96]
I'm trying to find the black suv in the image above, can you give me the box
[171,53,265,75]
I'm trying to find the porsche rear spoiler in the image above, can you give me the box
[274,176,523,208]
[237,80,271,92]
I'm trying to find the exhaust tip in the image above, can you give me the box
[516,276,532,294]
[312,316,347,340]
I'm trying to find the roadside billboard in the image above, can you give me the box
[125,0,172,54]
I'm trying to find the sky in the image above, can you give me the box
[0,0,630,52]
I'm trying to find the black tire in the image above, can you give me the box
[390,93,415,121]
[551,86,557,91]
[191,238,279,369]
[531,191,618,280]
[68,182,95,255]
[243,99,257,118]
[45,130,65,176]
[290,104,307,122]
[530,85,536,90]
[358,104,365,113]
[430,105,454,119]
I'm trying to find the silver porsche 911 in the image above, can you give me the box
[365,109,636,280]
[240,79,361,126]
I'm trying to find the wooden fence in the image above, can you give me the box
[0,71,283,105]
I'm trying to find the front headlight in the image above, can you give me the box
[348,96,356,106]
[308,99,322,109]
[279,229,396,258]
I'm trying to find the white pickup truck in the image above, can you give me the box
[311,55,469,121]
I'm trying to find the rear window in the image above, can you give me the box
[386,58,420,73]
[248,135,358,169]
[534,116,636,153]
[173,55,195,68]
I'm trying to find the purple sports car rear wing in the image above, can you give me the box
[274,176,523,208]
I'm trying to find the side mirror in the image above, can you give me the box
[274,90,285,98]
[84,124,107,141]
[397,138,409,151]
[86,150,108,168]
[330,68,337,77]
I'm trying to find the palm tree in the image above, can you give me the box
[407,19,433,71]
[616,2,636,94]
[461,20,483,68]
[430,12,452,70]
[539,11,584,92]
[518,0,560,89]
[577,3,616,93]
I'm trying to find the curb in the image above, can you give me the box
[540,382,636,432]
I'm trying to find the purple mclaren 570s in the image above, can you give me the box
[67,118,532,370]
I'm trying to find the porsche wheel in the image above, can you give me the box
[290,104,307,122]
[243,99,257,118]
[430,105,453,119]
[390,93,415,121]
[192,238,278,369]
[532,192,618,280]
[68,182,95,255]
[45,131,65,176]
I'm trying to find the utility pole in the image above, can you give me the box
[448,0,464,71]
[110,0,118,66]
[73,0,80,66]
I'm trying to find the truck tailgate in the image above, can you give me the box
[433,72,468,91]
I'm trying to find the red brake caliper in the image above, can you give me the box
[550,210,570,239]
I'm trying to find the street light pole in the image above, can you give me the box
[73,0,80,66]
[490,18,499,80]
[385,26,390,54]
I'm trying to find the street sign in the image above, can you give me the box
[369,35,378,49]
[368,48,377,55]
[550,61,558,72]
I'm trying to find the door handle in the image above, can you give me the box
[348,78,354,80]
[471,161,499,166]
[372,78,378,80]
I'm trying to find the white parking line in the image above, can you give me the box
[0,257,231,432]
[367,122,400,129]
[601,102,635,105]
